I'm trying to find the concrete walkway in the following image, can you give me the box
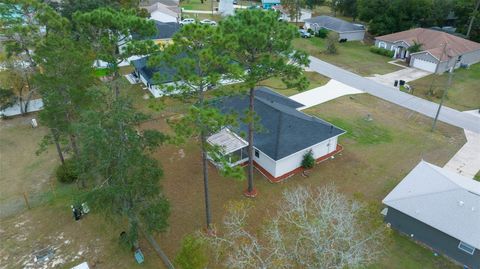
[290,79,363,109]
[307,56,480,133]
[444,129,480,179]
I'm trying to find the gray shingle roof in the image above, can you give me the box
[132,21,180,41]
[383,161,480,249]
[304,15,365,33]
[131,56,177,85]
[214,87,345,160]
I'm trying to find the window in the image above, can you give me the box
[458,241,475,255]
[254,149,260,158]
[378,41,387,49]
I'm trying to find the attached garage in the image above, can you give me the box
[412,58,437,72]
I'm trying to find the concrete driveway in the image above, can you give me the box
[306,56,480,133]
[368,67,431,87]
[290,79,363,109]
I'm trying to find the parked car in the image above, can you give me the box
[233,0,238,4]
[200,19,217,26]
[180,18,195,25]
[299,29,311,38]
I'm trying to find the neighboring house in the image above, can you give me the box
[303,15,365,41]
[145,2,180,23]
[375,28,480,73]
[382,161,480,269]
[271,5,312,22]
[208,87,345,182]
[131,56,178,98]
[133,20,180,46]
[131,55,239,98]
[218,0,235,16]
[261,0,280,9]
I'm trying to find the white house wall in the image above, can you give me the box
[273,136,338,178]
[339,31,365,41]
[253,147,277,177]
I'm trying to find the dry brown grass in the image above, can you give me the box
[0,84,465,268]
[0,115,58,204]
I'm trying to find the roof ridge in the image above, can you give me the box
[384,188,462,204]
[426,162,480,193]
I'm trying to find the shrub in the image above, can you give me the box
[369,46,394,58]
[56,159,79,183]
[307,28,314,34]
[302,150,315,169]
[325,32,339,54]
[316,28,329,38]
[175,234,208,269]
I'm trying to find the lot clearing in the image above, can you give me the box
[0,83,465,268]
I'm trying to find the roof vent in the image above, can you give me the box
[458,201,464,206]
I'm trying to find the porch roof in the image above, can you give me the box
[207,128,248,154]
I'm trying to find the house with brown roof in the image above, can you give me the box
[375,28,480,73]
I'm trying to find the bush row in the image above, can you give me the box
[370,46,394,58]
[306,28,329,38]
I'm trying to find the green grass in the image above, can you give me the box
[94,68,110,77]
[475,171,480,181]
[326,117,393,145]
[180,0,217,11]
[408,63,480,111]
[293,37,401,76]
[260,71,330,96]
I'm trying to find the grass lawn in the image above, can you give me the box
[293,37,401,76]
[0,81,465,268]
[408,63,480,111]
[0,115,58,216]
[260,71,330,96]
[180,0,217,11]
[94,68,110,77]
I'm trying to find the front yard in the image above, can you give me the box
[260,71,330,96]
[0,82,465,268]
[293,37,402,76]
[408,63,480,111]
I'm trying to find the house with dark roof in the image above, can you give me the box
[131,56,178,98]
[131,55,240,98]
[303,16,365,41]
[132,20,180,46]
[375,28,480,73]
[207,87,345,181]
[383,161,480,268]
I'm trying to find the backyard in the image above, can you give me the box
[408,63,480,111]
[293,37,401,76]
[0,79,466,268]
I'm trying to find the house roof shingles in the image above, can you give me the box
[131,56,177,85]
[376,28,480,61]
[214,87,345,160]
[383,161,480,249]
[304,15,365,33]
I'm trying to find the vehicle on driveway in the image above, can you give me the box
[299,29,311,38]
[180,18,195,25]
[200,19,217,26]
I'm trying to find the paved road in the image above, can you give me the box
[308,56,480,133]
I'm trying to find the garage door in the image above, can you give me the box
[412,58,437,72]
